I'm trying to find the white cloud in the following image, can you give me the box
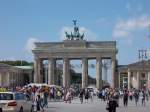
[25,38,40,53]
[59,26,98,41]
[113,15,150,38]
[113,30,129,38]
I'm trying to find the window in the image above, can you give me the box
[0,93,14,100]
[141,73,145,78]
[15,93,25,100]
[130,72,134,78]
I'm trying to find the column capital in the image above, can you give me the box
[48,57,55,60]
[63,58,70,61]
[128,68,131,72]
[34,55,40,60]
[111,56,116,61]
[96,57,102,60]
[82,57,88,60]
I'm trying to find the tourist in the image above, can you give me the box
[145,90,149,101]
[36,94,44,112]
[142,91,145,106]
[106,97,117,112]
[123,90,128,107]
[84,89,89,103]
[65,90,72,103]
[102,89,106,101]
[134,90,139,106]
[43,89,49,108]
[129,90,133,101]
[89,90,94,102]
[57,90,62,101]
[113,90,119,107]
[79,89,84,104]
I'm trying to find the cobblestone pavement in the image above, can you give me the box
[45,98,150,112]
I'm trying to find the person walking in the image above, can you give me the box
[65,90,72,103]
[89,90,94,102]
[57,90,62,101]
[123,90,128,107]
[84,89,89,103]
[141,91,146,106]
[129,90,133,101]
[79,89,84,104]
[36,94,44,112]
[106,97,117,112]
[43,90,49,108]
[134,90,139,106]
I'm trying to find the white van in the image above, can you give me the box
[0,92,33,112]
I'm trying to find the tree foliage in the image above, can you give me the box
[0,60,33,66]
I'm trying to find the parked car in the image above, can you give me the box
[0,92,33,112]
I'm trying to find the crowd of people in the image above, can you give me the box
[99,88,150,112]
[1,85,150,112]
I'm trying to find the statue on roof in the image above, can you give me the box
[65,20,84,40]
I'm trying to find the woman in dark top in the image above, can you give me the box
[107,98,117,112]
[79,89,84,104]
[123,90,128,107]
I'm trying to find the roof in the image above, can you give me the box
[0,63,22,70]
[15,66,33,70]
[117,65,128,71]
[0,63,33,71]
[118,60,150,71]
[128,60,150,67]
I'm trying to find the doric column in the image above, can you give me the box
[39,60,43,83]
[63,58,70,88]
[111,59,116,88]
[118,72,121,88]
[29,71,33,83]
[137,71,140,89]
[12,72,14,87]
[16,71,18,86]
[34,58,42,83]
[128,69,131,89]
[7,72,10,87]
[82,58,88,88]
[148,72,150,90]
[34,58,38,83]
[48,58,54,85]
[18,70,19,86]
[18,71,20,86]
[0,73,2,86]
[96,57,102,89]
[53,60,56,84]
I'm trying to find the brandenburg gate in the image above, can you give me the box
[32,21,118,89]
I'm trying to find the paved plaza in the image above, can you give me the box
[45,98,150,112]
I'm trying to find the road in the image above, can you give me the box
[44,98,150,112]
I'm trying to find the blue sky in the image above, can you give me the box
[0,0,150,65]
